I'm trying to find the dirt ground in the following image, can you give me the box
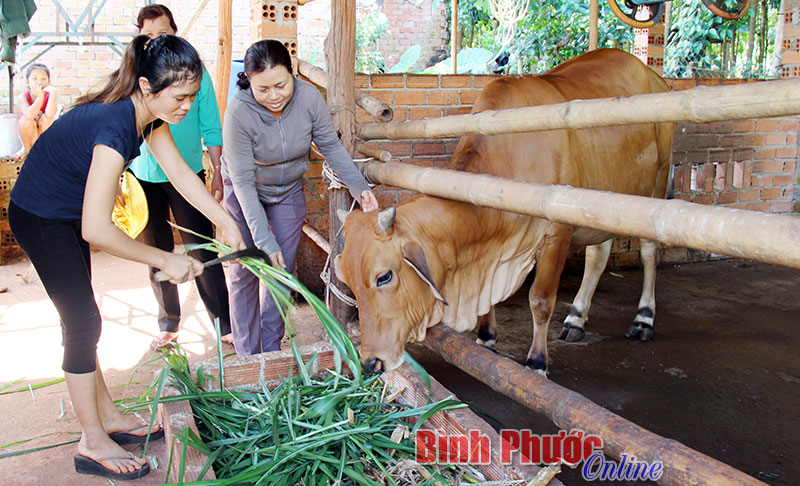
[0,253,798,485]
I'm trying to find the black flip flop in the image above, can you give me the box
[74,452,150,480]
[109,423,164,445]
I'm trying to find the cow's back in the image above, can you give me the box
[452,49,673,199]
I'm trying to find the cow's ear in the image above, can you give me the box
[402,241,448,306]
[333,253,346,283]
[377,207,396,232]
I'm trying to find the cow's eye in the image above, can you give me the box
[376,270,393,287]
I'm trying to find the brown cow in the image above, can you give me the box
[335,49,673,374]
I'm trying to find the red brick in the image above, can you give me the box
[460,90,481,105]
[371,74,404,88]
[717,191,738,204]
[787,133,797,145]
[314,214,330,232]
[739,189,761,202]
[305,162,323,178]
[761,187,783,200]
[473,75,498,88]
[305,179,326,196]
[355,74,369,89]
[710,121,733,134]
[409,107,442,119]
[686,150,709,163]
[444,106,472,116]
[305,197,329,214]
[405,157,437,167]
[379,141,412,156]
[777,119,799,131]
[750,175,773,187]
[754,148,776,160]
[708,149,731,163]
[692,193,714,205]
[441,75,472,88]
[746,201,770,212]
[775,146,797,159]
[732,120,755,133]
[732,148,754,162]
[773,174,794,185]
[668,79,696,91]
[770,201,793,213]
[356,111,374,124]
[392,107,409,121]
[696,78,722,87]
[756,119,779,132]
[393,90,427,105]
[406,75,440,88]
[784,161,795,173]
[413,142,446,156]
[742,134,764,146]
[764,133,787,145]
[428,91,460,105]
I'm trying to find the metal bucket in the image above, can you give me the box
[0,113,22,157]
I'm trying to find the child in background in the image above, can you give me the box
[17,63,58,156]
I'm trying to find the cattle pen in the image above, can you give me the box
[0,1,798,486]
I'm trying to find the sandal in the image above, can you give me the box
[74,451,150,480]
[109,423,164,445]
[151,331,178,350]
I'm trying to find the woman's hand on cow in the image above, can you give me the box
[270,250,286,269]
[360,190,378,213]
[160,253,204,284]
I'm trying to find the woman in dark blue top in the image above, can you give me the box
[9,35,245,480]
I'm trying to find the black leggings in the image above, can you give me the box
[8,201,101,374]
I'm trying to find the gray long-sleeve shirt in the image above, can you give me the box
[221,77,370,254]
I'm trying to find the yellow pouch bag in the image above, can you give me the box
[112,172,149,239]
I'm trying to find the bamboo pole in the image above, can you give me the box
[589,0,598,51]
[355,143,392,162]
[214,0,232,118]
[357,78,800,140]
[302,223,331,254]
[363,161,800,270]
[326,0,358,325]
[451,0,458,74]
[297,60,393,121]
[422,325,767,486]
[179,0,210,38]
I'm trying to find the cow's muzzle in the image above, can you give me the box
[361,357,385,374]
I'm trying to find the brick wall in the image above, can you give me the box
[294,74,800,292]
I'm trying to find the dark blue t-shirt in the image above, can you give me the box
[11,98,161,220]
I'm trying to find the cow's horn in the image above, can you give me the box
[377,207,396,232]
[336,209,350,225]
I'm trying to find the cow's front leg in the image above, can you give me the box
[560,239,612,342]
[476,306,497,350]
[527,229,571,374]
[625,238,658,341]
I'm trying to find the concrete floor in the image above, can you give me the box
[1,253,797,485]
[408,258,800,485]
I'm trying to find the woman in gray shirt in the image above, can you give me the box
[222,40,378,354]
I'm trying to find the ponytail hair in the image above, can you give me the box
[236,39,293,90]
[75,34,201,106]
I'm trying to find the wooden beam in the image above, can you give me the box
[179,0,210,38]
[589,0,598,51]
[297,59,393,121]
[355,143,392,162]
[362,161,800,270]
[358,78,800,140]
[422,324,768,486]
[325,0,358,325]
[215,0,232,118]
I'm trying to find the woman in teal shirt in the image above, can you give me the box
[129,4,233,349]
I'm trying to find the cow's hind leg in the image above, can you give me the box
[559,239,612,342]
[625,238,658,341]
[527,229,571,374]
[475,306,497,350]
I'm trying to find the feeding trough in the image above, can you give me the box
[157,341,552,484]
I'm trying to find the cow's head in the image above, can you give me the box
[334,207,448,373]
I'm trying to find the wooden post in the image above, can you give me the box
[589,0,598,51]
[451,0,458,74]
[215,0,233,118]
[325,0,358,325]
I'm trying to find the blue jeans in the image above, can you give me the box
[222,183,306,355]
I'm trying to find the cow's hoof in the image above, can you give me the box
[475,337,497,352]
[625,323,654,341]
[526,356,548,375]
[558,323,585,342]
